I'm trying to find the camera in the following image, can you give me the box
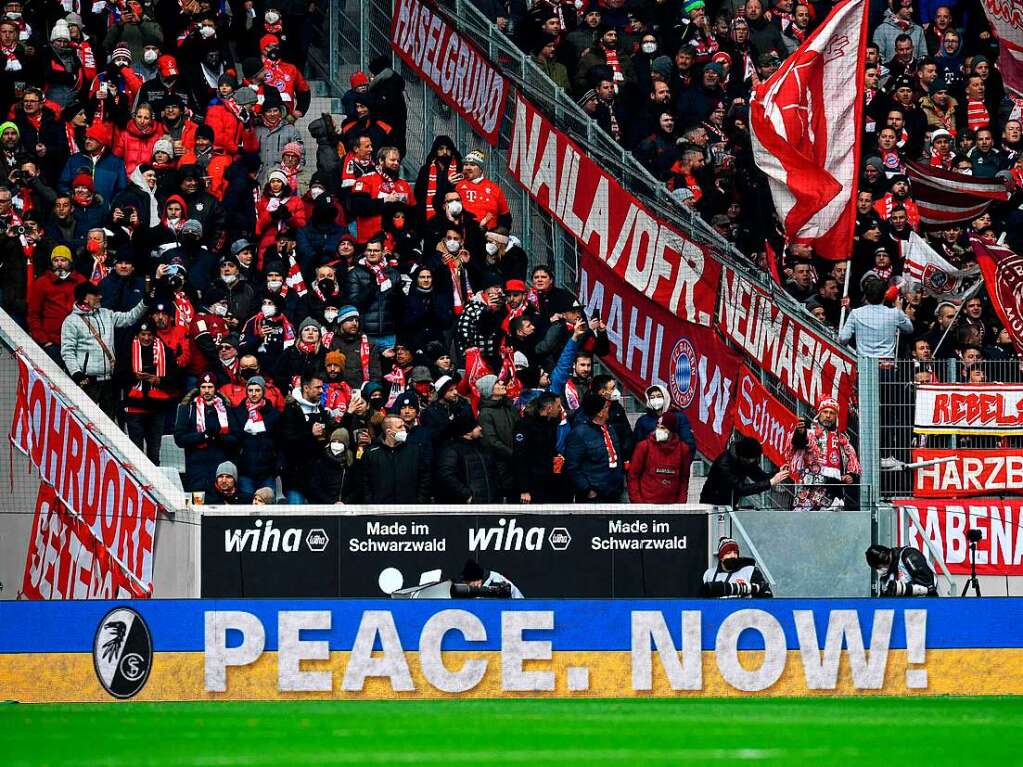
[8,224,25,236]
[967,529,983,543]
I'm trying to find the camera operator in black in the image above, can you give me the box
[865,544,938,597]
[701,537,773,598]
[455,559,523,598]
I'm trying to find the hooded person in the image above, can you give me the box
[631,385,697,454]
[307,427,357,503]
[256,167,307,257]
[701,537,773,598]
[627,411,692,503]
[414,134,463,226]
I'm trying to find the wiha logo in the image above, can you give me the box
[223,520,329,553]
[468,518,571,551]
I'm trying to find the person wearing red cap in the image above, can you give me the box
[59,120,127,204]
[341,70,371,118]
[259,34,310,118]
[627,411,692,503]
[701,537,773,598]
[785,396,862,511]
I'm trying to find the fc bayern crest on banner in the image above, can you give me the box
[93,607,153,699]
[668,338,698,409]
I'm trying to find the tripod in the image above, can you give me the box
[961,539,981,597]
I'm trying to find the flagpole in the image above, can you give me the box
[932,280,983,356]
[838,259,852,330]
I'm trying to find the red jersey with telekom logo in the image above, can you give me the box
[456,177,509,230]
[351,172,414,243]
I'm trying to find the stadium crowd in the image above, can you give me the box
[0,0,1007,507]
[496,0,1023,369]
[0,0,704,504]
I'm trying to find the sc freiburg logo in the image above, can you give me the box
[93,607,153,699]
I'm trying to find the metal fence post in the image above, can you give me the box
[857,355,881,593]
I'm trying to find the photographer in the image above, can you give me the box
[701,537,773,598]
[865,544,938,597]
[10,157,57,217]
[455,559,523,599]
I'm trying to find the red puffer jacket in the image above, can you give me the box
[113,119,164,175]
[205,100,259,156]
[627,433,692,503]
[255,193,307,257]
[27,271,85,346]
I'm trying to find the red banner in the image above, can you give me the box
[914,383,1023,435]
[734,366,800,468]
[980,0,1023,99]
[21,486,142,599]
[10,354,159,597]
[973,236,1023,355]
[717,265,856,426]
[578,252,741,458]
[390,0,508,145]
[913,449,1023,498]
[507,94,720,326]
[896,499,1023,575]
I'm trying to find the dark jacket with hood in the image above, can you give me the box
[307,115,343,193]
[173,388,241,492]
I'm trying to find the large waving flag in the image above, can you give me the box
[905,161,1010,228]
[972,236,1023,355]
[901,231,979,299]
[750,0,869,261]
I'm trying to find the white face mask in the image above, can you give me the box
[485,241,499,256]
[392,429,408,444]
[310,187,324,199]
[654,427,670,442]
[642,42,657,54]
[329,442,345,455]
[212,304,228,316]
[261,304,276,318]
[324,309,338,323]
[167,217,180,227]
[267,279,283,291]
[143,49,158,64]
[6,11,21,19]
[55,268,69,279]
[222,273,238,285]
[200,26,216,39]
[446,200,462,216]
[265,10,281,23]
[609,388,622,402]
[444,238,461,254]
[647,395,664,411]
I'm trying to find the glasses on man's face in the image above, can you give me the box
[22,98,39,104]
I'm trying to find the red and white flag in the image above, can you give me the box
[972,235,1023,354]
[750,0,869,261]
[901,231,979,299]
[905,161,1010,228]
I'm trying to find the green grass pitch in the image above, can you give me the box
[3,697,1020,765]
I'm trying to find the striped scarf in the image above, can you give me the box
[967,98,989,131]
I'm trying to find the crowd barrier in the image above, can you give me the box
[1,598,1019,701]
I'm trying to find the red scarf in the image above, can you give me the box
[605,48,623,92]
[360,256,390,288]
[384,364,407,407]
[195,395,228,434]
[599,422,619,468]
[174,290,194,327]
[220,354,240,382]
[130,338,166,395]
[89,252,108,285]
[565,378,581,412]
[359,334,370,380]
[246,397,266,425]
[967,98,989,131]
[297,339,320,355]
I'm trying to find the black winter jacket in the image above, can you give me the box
[358,440,431,503]
[436,438,502,504]
[344,263,402,336]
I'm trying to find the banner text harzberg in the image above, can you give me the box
[718,266,855,424]
[506,94,719,326]
[203,607,929,695]
[390,0,507,144]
